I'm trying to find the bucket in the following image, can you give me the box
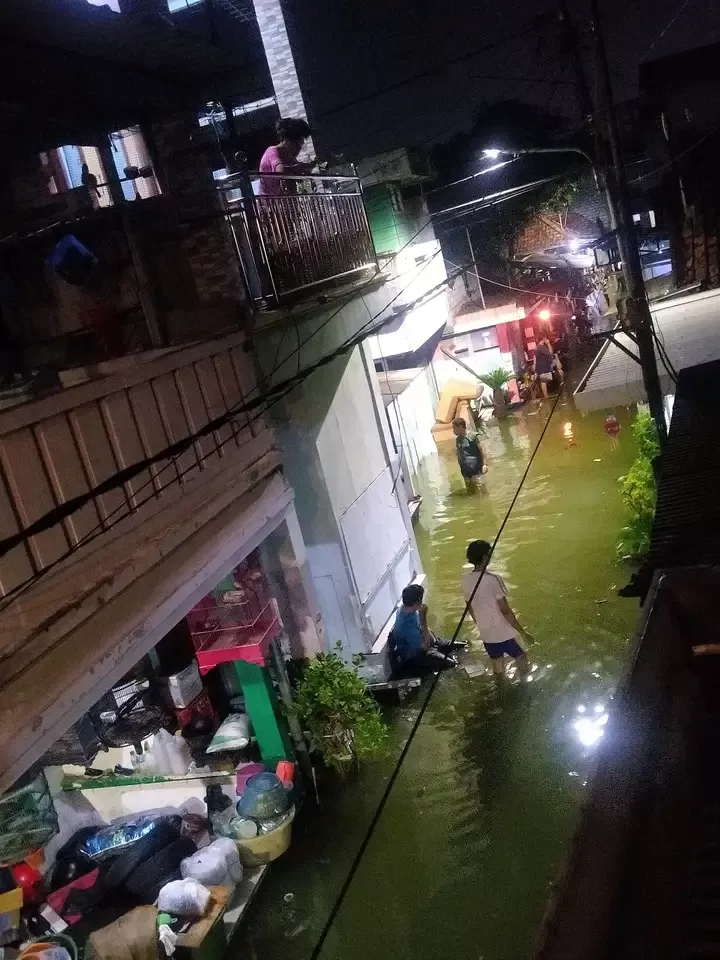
[234,808,295,867]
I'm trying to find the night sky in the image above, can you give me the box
[283,0,720,157]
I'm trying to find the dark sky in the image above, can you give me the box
[283,0,720,157]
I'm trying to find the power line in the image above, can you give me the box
[0,184,456,612]
[307,385,565,960]
[314,20,547,122]
[629,123,720,183]
[640,0,697,60]
[0,248,454,610]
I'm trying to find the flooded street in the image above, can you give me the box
[232,401,641,960]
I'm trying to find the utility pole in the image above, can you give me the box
[589,0,668,447]
[465,226,486,309]
[558,0,628,269]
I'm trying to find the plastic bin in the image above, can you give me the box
[0,887,22,946]
[233,808,295,867]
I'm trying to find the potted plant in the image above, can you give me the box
[480,368,512,418]
[293,645,388,775]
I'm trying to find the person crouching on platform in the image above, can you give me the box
[389,584,457,676]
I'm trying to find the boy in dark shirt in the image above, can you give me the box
[452,417,488,492]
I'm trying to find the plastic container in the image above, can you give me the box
[236,762,265,795]
[233,808,295,867]
[160,663,203,709]
[237,773,289,820]
[0,887,22,946]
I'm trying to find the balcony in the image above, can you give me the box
[218,173,378,304]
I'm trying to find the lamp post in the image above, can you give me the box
[482,144,667,445]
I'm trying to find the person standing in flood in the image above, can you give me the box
[533,335,562,400]
[452,417,488,493]
[462,540,532,677]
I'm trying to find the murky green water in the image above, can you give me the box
[232,401,640,960]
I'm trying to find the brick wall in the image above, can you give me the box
[251,0,315,157]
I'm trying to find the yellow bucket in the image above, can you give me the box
[234,808,295,867]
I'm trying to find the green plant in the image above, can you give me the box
[617,412,659,561]
[479,368,512,392]
[293,644,388,774]
[631,410,661,461]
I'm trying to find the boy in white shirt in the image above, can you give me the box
[462,539,532,676]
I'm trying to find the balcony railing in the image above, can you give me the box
[0,333,279,605]
[218,173,378,304]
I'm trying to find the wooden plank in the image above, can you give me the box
[0,429,70,569]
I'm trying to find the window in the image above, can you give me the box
[470,327,499,352]
[167,0,203,10]
[109,128,161,201]
[633,213,641,224]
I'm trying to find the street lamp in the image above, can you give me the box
[483,146,599,186]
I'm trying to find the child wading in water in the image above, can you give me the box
[452,417,488,493]
[462,540,532,677]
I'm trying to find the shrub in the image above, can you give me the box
[617,411,659,561]
[293,644,388,774]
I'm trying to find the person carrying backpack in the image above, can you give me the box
[452,417,488,493]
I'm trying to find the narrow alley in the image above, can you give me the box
[231,401,641,960]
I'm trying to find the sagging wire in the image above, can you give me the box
[0,248,447,615]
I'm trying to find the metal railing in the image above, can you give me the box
[217,172,378,304]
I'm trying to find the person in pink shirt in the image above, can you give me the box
[258,118,313,195]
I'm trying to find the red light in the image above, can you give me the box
[538,308,551,321]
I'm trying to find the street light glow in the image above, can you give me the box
[538,308,551,321]
[483,149,502,159]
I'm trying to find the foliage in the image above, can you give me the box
[617,412,659,562]
[479,368,512,392]
[292,644,388,774]
[631,409,661,461]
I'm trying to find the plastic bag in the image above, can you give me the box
[205,715,250,753]
[181,838,242,886]
[157,878,211,918]
[77,813,182,860]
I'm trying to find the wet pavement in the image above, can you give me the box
[231,399,641,960]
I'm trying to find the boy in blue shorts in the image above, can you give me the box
[462,540,532,676]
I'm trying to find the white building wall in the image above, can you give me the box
[255,292,423,657]
[385,368,438,476]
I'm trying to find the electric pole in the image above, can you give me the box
[558,0,629,277]
[589,0,668,447]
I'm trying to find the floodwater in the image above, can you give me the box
[232,400,640,960]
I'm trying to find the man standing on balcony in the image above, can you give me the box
[259,118,313,195]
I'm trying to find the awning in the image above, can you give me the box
[574,289,720,414]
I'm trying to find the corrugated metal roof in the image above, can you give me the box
[575,289,720,414]
[624,358,720,597]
